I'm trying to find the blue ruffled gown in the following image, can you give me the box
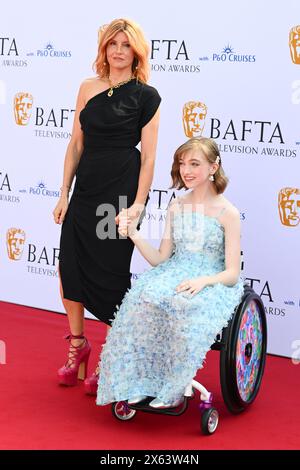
[96,198,244,405]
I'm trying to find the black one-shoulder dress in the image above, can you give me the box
[59,79,161,325]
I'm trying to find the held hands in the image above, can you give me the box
[117,207,140,238]
[176,277,209,297]
[116,203,144,237]
[118,209,129,237]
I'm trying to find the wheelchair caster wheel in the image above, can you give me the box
[201,407,219,434]
[112,401,137,421]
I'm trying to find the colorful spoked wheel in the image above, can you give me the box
[112,401,137,421]
[220,285,267,414]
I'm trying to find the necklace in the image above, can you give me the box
[107,76,133,97]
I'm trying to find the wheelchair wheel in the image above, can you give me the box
[112,401,137,421]
[201,408,219,435]
[220,286,267,414]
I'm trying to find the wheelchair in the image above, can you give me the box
[111,284,267,435]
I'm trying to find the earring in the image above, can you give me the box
[133,57,139,70]
[103,61,106,65]
[209,175,214,182]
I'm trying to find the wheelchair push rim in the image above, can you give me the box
[220,286,267,413]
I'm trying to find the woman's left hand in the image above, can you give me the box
[176,277,209,297]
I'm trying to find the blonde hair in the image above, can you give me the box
[93,18,150,83]
[170,137,228,194]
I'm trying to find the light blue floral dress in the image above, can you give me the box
[96,197,244,405]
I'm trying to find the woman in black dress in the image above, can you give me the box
[53,18,161,394]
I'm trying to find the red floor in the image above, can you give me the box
[0,300,299,450]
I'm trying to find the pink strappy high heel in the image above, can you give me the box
[58,333,91,386]
[84,371,99,395]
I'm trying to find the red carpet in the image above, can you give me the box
[0,300,299,450]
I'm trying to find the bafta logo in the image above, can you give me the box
[6,228,26,260]
[278,188,300,227]
[14,92,33,126]
[289,26,300,64]
[183,101,207,138]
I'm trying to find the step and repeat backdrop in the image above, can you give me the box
[1,1,299,358]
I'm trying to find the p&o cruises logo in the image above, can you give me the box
[1,38,72,67]
[212,44,256,63]
[27,42,72,59]
[19,181,60,198]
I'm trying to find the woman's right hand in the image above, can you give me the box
[118,208,129,237]
[118,208,140,238]
[53,196,69,224]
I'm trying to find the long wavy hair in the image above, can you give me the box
[93,18,150,83]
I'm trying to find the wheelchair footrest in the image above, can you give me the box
[128,396,190,416]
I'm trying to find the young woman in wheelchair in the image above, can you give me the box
[96,136,244,409]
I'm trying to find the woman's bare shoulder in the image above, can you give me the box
[80,76,102,90]
[78,77,108,103]
[82,76,100,83]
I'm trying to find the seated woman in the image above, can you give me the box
[96,136,244,409]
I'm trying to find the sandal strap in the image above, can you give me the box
[63,333,86,367]
[64,333,85,341]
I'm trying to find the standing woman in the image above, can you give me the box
[53,18,161,394]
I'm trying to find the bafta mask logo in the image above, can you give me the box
[289,26,300,64]
[278,188,300,227]
[6,228,26,260]
[14,92,33,126]
[183,101,207,137]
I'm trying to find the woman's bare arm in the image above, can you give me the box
[119,200,175,267]
[53,81,87,223]
[60,82,87,195]
[134,107,160,206]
